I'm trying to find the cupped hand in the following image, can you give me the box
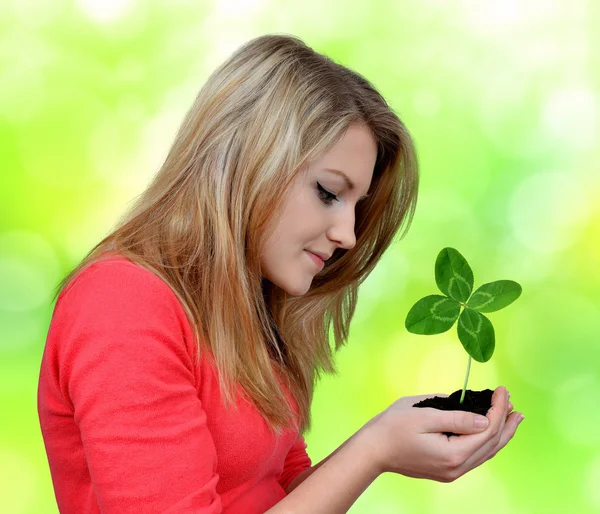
[430,387,523,482]
[367,386,523,483]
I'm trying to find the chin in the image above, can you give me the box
[270,274,311,297]
[281,280,311,296]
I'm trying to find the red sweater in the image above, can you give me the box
[37,255,312,513]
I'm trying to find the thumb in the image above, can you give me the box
[424,409,489,434]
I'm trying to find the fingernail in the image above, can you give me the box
[475,416,489,429]
[508,402,513,410]
[517,414,525,424]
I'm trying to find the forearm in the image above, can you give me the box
[268,425,382,514]
[284,464,321,496]
[285,435,354,495]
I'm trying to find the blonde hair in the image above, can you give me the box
[53,33,419,437]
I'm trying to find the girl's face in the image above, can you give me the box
[260,123,377,296]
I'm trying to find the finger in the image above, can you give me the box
[445,386,510,455]
[482,386,510,442]
[490,387,510,445]
[489,410,523,460]
[420,408,490,435]
[487,386,510,424]
[460,410,523,471]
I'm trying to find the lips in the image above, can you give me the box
[306,251,325,268]
[307,250,331,262]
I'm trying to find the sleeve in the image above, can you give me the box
[57,261,222,513]
[278,434,312,492]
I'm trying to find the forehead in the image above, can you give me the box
[322,125,377,164]
[297,124,377,195]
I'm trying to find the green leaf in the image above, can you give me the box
[457,308,495,362]
[435,248,474,303]
[466,280,523,313]
[405,295,461,335]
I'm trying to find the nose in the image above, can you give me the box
[326,208,356,251]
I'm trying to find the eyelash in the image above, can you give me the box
[316,182,338,206]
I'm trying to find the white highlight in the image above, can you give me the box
[459,0,561,34]
[354,244,410,324]
[541,86,599,152]
[0,32,53,126]
[0,310,43,353]
[412,90,440,118]
[88,105,180,188]
[0,449,38,514]
[0,231,60,313]
[509,171,589,254]
[431,466,525,514]
[584,454,600,509]
[416,338,498,395]
[553,374,600,446]
[214,0,265,16]
[505,289,599,391]
[76,0,137,23]
[199,0,269,76]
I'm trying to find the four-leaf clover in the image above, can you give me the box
[405,247,522,403]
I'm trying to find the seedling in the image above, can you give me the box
[405,247,522,404]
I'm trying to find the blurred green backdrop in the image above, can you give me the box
[1,0,599,512]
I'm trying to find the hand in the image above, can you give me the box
[365,386,522,483]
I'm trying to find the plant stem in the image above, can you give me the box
[460,355,472,404]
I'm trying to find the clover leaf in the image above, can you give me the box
[405,247,522,403]
[404,295,461,335]
[435,247,474,302]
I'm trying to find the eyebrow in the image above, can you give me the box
[323,168,371,201]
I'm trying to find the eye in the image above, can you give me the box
[316,182,338,206]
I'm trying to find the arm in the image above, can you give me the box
[284,433,353,495]
[55,261,222,513]
[274,390,520,513]
[269,423,381,514]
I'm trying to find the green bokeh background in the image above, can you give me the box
[2,1,599,512]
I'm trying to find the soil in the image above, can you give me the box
[413,389,494,437]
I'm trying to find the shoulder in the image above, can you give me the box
[57,255,184,322]
[61,255,171,298]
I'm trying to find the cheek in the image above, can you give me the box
[264,188,323,255]
[293,193,325,230]
[261,216,295,265]
[280,197,315,237]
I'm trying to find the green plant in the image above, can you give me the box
[405,247,522,403]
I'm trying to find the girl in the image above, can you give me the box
[37,33,522,513]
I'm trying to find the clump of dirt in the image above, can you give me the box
[413,389,494,437]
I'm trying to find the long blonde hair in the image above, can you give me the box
[53,33,419,437]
